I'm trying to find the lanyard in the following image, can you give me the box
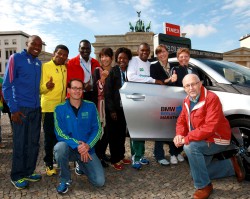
[119,67,126,86]
[80,59,90,75]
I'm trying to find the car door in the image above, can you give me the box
[120,82,186,141]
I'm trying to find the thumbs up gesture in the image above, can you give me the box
[171,70,177,83]
[46,76,55,90]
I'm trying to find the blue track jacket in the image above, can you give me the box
[2,49,41,113]
[54,99,101,154]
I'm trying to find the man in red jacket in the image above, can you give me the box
[174,74,245,199]
[67,40,100,101]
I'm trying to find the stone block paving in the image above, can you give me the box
[0,114,249,199]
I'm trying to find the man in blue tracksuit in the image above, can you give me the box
[54,78,105,194]
[3,35,43,190]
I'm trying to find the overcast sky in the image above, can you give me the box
[0,0,249,58]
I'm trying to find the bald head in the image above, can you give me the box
[182,74,200,86]
[182,74,202,100]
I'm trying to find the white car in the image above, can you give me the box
[120,58,250,179]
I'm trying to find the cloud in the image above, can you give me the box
[182,24,217,38]
[118,0,153,11]
[0,0,98,53]
[222,0,250,14]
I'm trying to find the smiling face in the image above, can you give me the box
[117,52,129,71]
[67,80,84,100]
[100,54,112,69]
[138,44,150,62]
[156,47,169,64]
[183,74,202,100]
[26,36,42,58]
[79,41,91,61]
[53,48,69,65]
[177,51,190,67]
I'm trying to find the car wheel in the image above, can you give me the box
[230,118,250,181]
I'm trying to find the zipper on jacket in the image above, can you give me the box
[60,66,65,103]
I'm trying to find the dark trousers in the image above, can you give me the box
[43,112,57,167]
[107,110,127,164]
[154,141,183,160]
[95,125,109,160]
[84,91,94,102]
[11,107,41,181]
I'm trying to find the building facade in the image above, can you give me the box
[223,34,250,68]
[0,31,51,76]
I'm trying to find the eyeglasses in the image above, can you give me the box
[183,81,200,89]
[71,87,83,91]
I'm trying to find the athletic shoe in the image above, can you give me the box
[75,162,85,176]
[57,182,68,194]
[140,157,149,165]
[177,154,185,162]
[11,179,28,190]
[46,166,57,176]
[120,158,132,165]
[66,179,72,186]
[112,162,124,170]
[170,155,178,164]
[24,173,42,182]
[132,161,142,170]
[158,159,170,166]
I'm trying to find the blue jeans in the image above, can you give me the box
[11,107,41,181]
[184,141,235,189]
[54,142,105,187]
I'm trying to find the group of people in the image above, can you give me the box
[1,35,245,198]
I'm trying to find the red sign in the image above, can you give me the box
[164,23,180,37]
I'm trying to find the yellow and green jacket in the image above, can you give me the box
[40,60,67,112]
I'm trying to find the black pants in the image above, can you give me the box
[84,91,94,102]
[43,112,57,167]
[95,125,109,160]
[106,109,127,164]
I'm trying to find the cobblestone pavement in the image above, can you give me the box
[0,114,249,199]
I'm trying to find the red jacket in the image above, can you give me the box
[176,86,231,145]
[67,54,100,83]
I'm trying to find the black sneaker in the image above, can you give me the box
[75,162,85,176]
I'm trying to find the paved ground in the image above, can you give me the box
[0,114,249,199]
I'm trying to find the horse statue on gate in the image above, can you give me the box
[129,22,134,32]
[146,21,151,32]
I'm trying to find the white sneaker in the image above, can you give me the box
[170,155,178,164]
[177,154,185,162]
[158,159,170,166]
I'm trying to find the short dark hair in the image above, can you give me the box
[115,47,132,62]
[67,78,84,88]
[54,45,69,53]
[138,42,150,50]
[99,47,113,59]
[79,39,91,47]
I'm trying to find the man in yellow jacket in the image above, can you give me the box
[40,45,69,176]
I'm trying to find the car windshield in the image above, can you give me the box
[198,59,250,86]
